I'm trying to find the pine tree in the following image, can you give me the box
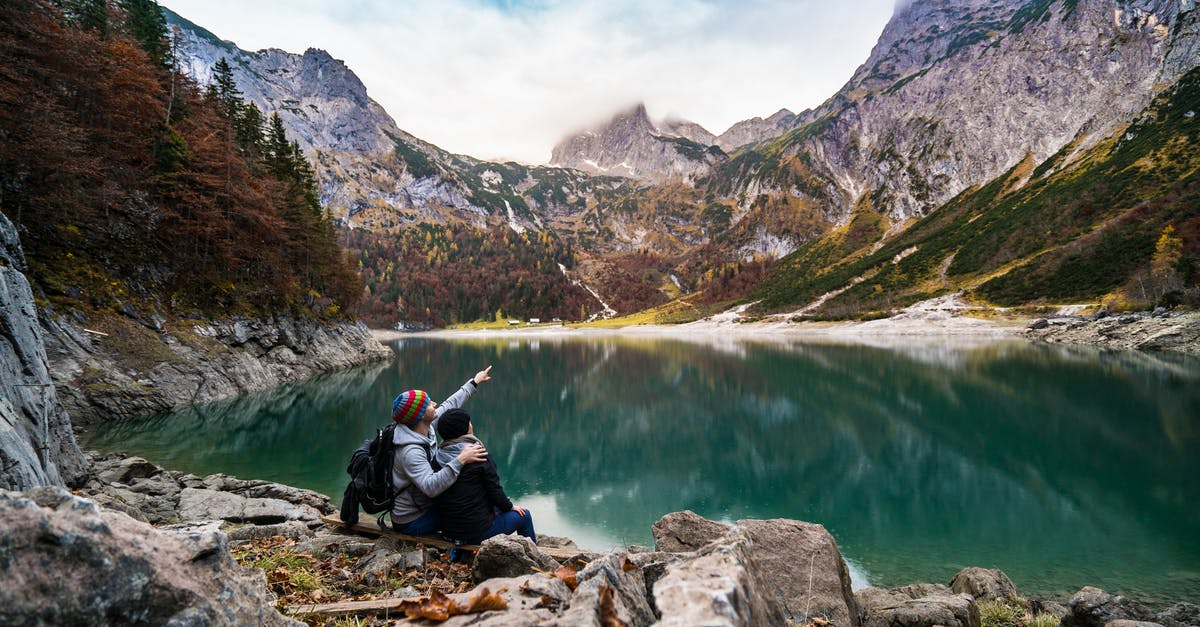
[210,57,242,118]
[234,101,265,156]
[62,0,109,36]
[118,0,169,68]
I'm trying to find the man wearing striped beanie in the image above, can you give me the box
[389,366,492,535]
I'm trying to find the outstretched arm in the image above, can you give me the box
[436,365,493,418]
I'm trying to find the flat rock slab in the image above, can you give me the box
[179,487,320,524]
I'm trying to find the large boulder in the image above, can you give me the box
[1062,586,1155,627]
[652,509,731,552]
[0,212,87,490]
[652,529,788,626]
[473,533,560,581]
[949,567,1021,602]
[651,511,860,626]
[0,487,299,625]
[736,518,860,625]
[856,585,981,627]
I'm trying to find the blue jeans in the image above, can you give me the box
[468,509,536,545]
[392,508,441,536]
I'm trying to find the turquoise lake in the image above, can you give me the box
[80,335,1200,604]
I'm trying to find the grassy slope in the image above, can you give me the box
[744,67,1200,317]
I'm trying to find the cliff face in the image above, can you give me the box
[0,213,87,490]
[42,313,391,425]
[167,9,480,224]
[734,0,1200,225]
[549,104,727,184]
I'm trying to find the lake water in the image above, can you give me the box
[81,334,1200,603]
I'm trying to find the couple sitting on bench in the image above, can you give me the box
[388,366,536,548]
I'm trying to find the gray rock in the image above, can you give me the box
[567,553,656,626]
[94,456,161,485]
[856,586,980,627]
[0,212,88,491]
[226,520,315,543]
[1029,318,1050,330]
[949,567,1020,602]
[0,488,299,626]
[1063,586,1155,627]
[736,517,860,625]
[652,530,788,626]
[652,509,731,552]
[1106,621,1164,627]
[177,487,321,524]
[439,574,572,626]
[1156,602,1199,627]
[353,547,426,587]
[473,533,561,581]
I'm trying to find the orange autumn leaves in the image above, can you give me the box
[397,587,508,621]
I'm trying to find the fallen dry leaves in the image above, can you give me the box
[554,561,579,590]
[397,586,509,621]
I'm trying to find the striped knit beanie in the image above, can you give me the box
[392,389,430,427]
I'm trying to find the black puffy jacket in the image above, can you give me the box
[434,442,513,542]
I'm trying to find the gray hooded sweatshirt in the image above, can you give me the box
[389,379,477,524]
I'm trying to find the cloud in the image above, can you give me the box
[163,0,895,164]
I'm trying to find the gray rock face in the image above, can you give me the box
[660,117,717,146]
[652,529,789,626]
[949,566,1021,602]
[739,0,1200,227]
[550,103,726,184]
[737,518,860,625]
[472,533,561,581]
[715,108,801,151]
[0,487,300,626]
[651,511,860,625]
[0,212,87,490]
[42,311,391,424]
[856,585,981,627]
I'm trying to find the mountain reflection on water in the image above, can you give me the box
[82,335,1200,603]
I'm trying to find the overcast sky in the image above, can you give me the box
[163,0,896,164]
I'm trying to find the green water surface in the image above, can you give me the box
[81,335,1200,603]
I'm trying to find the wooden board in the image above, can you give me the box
[319,513,590,562]
[286,598,407,619]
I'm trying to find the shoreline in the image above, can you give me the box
[371,315,1030,344]
[372,307,1200,354]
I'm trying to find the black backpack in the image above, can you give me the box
[339,423,398,527]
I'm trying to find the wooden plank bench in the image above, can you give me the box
[286,598,408,620]
[318,513,589,562]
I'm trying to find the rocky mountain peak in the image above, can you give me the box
[549,103,725,183]
[714,108,800,151]
[659,117,717,146]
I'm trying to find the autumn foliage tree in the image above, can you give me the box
[0,0,359,318]
[342,224,596,327]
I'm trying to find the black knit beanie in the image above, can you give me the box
[437,408,471,441]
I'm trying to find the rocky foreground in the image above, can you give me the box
[2,454,1197,626]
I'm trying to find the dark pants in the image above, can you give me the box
[467,509,537,545]
[392,508,440,536]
